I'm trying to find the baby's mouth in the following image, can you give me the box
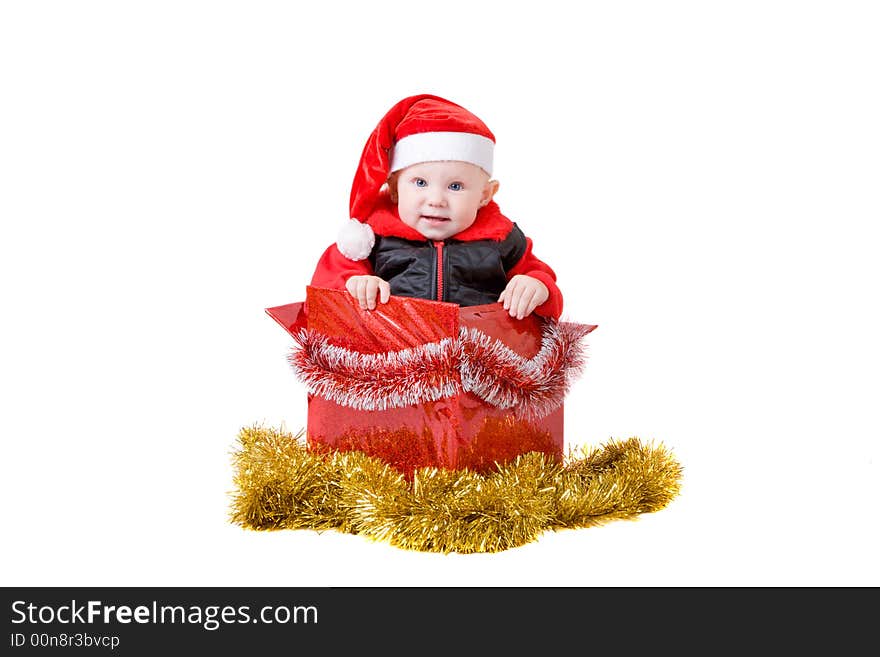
[421,215,450,222]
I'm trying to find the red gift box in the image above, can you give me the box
[267,286,596,478]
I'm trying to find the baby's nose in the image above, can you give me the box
[427,191,447,206]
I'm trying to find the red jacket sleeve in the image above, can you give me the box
[310,244,375,291]
[506,237,564,320]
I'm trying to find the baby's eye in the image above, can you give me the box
[414,178,427,187]
[448,182,463,191]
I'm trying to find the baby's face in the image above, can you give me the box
[394,161,494,241]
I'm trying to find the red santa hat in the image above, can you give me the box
[337,94,496,260]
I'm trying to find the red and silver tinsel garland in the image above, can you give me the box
[288,332,460,411]
[458,322,590,419]
[288,322,591,419]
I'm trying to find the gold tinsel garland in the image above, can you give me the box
[229,426,683,553]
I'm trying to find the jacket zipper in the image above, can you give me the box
[433,240,444,302]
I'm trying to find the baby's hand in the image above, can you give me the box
[345,275,391,310]
[498,275,549,319]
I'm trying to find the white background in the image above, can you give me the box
[2,1,878,587]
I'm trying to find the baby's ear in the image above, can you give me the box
[481,179,500,206]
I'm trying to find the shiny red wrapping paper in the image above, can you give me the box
[267,286,596,478]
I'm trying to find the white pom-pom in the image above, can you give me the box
[336,219,375,261]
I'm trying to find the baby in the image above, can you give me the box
[310,94,563,320]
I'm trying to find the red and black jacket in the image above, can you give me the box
[310,194,563,319]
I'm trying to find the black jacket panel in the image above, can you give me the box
[370,224,527,306]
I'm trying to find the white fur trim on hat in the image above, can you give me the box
[390,131,494,175]
[336,219,375,261]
